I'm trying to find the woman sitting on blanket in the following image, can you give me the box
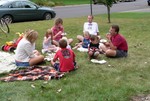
[73,31,90,50]
[15,29,44,67]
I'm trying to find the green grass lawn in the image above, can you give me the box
[50,0,90,5]
[31,0,90,6]
[0,12,150,101]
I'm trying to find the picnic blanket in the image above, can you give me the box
[0,66,64,82]
[0,51,17,73]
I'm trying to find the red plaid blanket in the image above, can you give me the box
[0,66,64,82]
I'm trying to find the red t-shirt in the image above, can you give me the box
[51,26,64,41]
[111,34,128,51]
[53,48,75,72]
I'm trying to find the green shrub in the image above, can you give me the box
[31,0,55,6]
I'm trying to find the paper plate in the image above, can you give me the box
[91,59,107,64]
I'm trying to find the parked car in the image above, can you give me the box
[148,0,150,6]
[0,0,56,23]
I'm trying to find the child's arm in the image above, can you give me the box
[53,31,62,39]
[51,53,58,66]
[53,52,59,62]
[72,44,81,50]
[79,41,83,45]
[43,37,51,44]
[51,32,53,44]
[88,44,91,52]
[52,26,64,39]
[72,51,76,62]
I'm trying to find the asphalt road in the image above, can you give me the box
[53,0,150,18]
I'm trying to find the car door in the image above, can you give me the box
[9,1,41,21]
[21,1,42,20]
[8,1,29,21]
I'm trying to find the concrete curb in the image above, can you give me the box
[122,8,150,12]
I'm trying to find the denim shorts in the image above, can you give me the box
[53,62,76,72]
[15,61,30,67]
[53,63,60,71]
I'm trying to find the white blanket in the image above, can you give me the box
[0,51,17,73]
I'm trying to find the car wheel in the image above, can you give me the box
[9,47,15,52]
[44,13,52,20]
[3,15,13,24]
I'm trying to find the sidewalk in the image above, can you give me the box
[123,8,150,12]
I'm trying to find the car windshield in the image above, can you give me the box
[0,0,39,8]
[0,0,40,8]
[0,0,8,6]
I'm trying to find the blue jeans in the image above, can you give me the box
[15,61,30,67]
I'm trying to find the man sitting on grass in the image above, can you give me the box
[100,25,128,58]
[77,15,100,42]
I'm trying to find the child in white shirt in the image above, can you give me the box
[42,29,58,53]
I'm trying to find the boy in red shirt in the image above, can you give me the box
[51,39,76,72]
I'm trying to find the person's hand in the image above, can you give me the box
[58,31,62,35]
[106,33,111,40]
[55,31,62,37]
[61,32,67,36]
[104,42,110,46]
[33,50,41,56]
[48,36,51,40]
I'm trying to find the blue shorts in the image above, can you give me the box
[53,62,76,72]
[15,61,30,67]
[53,63,60,71]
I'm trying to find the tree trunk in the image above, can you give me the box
[107,5,111,23]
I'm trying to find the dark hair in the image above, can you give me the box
[111,25,119,33]
[59,39,67,48]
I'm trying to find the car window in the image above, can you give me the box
[8,1,36,8]
[22,1,36,8]
[0,1,12,8]
[0,0,7,6]
[10,1,23,8]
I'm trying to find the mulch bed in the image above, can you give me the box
[130,94,150,101]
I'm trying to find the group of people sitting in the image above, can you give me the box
[14,15,128,73]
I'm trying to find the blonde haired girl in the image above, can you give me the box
[42,29,58,53]
[15,29,44,67]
